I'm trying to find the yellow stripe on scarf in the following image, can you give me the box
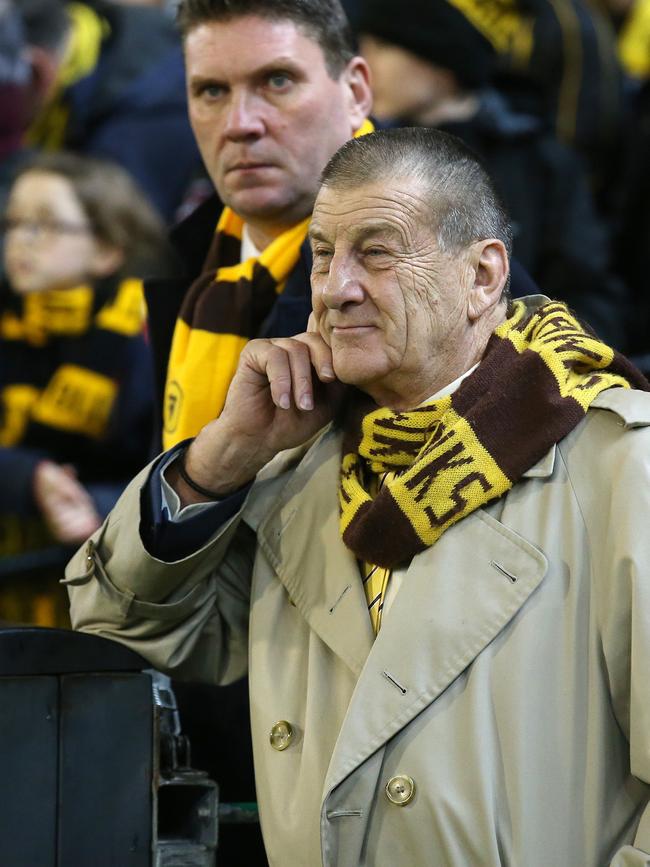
[446,0,534,61]
[0,279,145,443]
[496,300,629,410]
[163,119,376,449]
[164,321,248,441]
[339,300,638,572]
[162,215,309,448]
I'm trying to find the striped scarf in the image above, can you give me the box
[0,278,146,448]
[340,300,649,569]
[0,277,147,556]
[162,120,375,450]
[162,210,310,449]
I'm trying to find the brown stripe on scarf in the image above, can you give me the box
[338,300,649,569]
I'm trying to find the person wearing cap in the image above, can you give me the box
[358,0,629,350]
[67,126,650,866]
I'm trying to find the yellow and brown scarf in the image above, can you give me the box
[340,300,648,571]
[0,279,145,448]
[162,120,375,450]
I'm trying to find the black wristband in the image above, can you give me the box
[176,444,223,500]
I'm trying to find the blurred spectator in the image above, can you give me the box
[19,0,201,222]
[0,0,32,214]
[614,80,650,367]
[0,152,164,569]
[496,0,624,204]
[618,0,650,80]
[359,0,628,348]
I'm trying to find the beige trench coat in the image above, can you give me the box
[66,387,650,867]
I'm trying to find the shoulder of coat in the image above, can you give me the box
[590,387,650,429]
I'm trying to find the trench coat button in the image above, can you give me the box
[269,720,293,751]
[385,775,416,806]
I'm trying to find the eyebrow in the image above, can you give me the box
[309,220,405,245]
[189,57,304,90]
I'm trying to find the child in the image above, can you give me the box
[0,152,165,610]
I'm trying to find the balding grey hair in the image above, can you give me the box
[320,127,513,260]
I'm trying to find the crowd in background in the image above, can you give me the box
[0,0,648,624]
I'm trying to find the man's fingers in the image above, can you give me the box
[243,334,335,411]
[291,332,335,382]
[262,343,294,409]
[268,339,315,411]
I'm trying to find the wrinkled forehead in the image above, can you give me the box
[310,178,433,240]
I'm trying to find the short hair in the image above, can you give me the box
[12,152,167,276]
[320,127,513,260]
[19,0,69,53]
[176,0,355,77]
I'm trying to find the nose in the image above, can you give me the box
[320,252,366,311]
[222,89,266,141]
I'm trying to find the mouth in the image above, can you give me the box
[331,325,376,336]
[227,162,276,174]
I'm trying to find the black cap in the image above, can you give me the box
[359,0,496,89]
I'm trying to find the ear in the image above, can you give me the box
[340,56,373,133]
[89,243,125,279]
[467,239,509,322]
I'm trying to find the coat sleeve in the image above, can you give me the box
[64,460,256,686]
[571,414,650,864]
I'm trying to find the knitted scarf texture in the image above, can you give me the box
[340,300,648,569]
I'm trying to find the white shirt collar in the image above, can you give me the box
[241,223,263,262]
[427,363,479,402]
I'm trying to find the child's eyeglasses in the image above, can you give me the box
[0,217,93,240]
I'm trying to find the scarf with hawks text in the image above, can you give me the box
[162,119,375,450]
[340,299,649,570]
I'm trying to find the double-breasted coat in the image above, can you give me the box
[66,387,650,866]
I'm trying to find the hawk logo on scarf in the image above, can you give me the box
[164,381,183,435]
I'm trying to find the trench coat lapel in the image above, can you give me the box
[324,504,549,794]
[258,431,552,793]
[257,427,375,677]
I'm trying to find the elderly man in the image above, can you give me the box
[67,127,650,866]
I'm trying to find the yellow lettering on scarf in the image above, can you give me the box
[0,386,40,447]
[390,410,510,545]
[31,365,117,438]
[499,301,630,411]
[0,287,94,346]
[95,279,146,336]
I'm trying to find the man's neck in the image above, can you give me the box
[245,218,303,252]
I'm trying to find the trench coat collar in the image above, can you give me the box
[257,427,550,793]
